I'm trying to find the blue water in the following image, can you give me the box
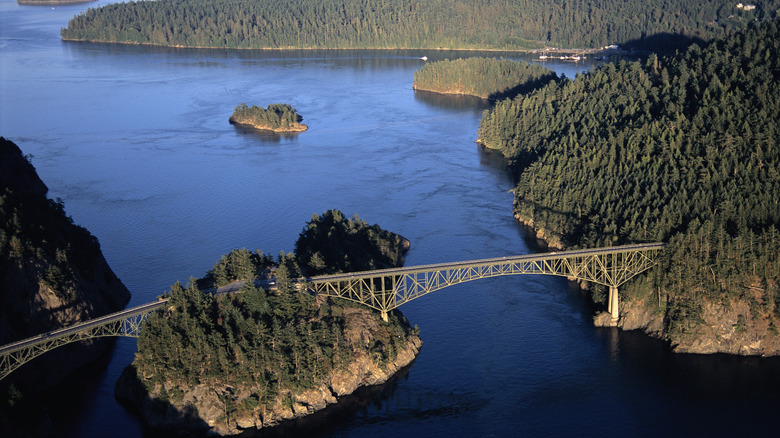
[3,1,780,436]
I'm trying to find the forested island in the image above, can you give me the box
[60,0,779,51]
[229,103,308,133]
[477,19,780,355]
[116,210,420,435]
[0,138,131,436]
[413,57,557,100]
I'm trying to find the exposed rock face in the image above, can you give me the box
[513,211,565,250]
[0,137,131,393]
[598,294,780,356]
[228,115,308,133]
[593,298,665,336]
[515,207,780,356]
[116,307,422,436]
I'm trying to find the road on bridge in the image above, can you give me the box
[1,242,664,380]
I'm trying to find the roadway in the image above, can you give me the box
[308,242,666,281]
[0,243,664,356]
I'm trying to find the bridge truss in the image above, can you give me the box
[0,243,664,381]
[0,300,166,382]
[306,243,665,322]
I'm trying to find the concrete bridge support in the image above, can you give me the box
[608,286,619,322]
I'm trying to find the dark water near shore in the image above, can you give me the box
[3,2,780,437]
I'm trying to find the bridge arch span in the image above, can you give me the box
[0,244,663,381]
[0,301,164,381]
[306,243,664,322]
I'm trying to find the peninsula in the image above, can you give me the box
[413,57,557,100]
[229,103,308,133]
[477,20,780,355]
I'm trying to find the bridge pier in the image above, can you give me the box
[608,286,619,322]
[380,311,388,322]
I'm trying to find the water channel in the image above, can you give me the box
[3,2,780,436]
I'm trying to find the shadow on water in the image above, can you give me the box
[1,339,122,437]
[254,359,489,438]
[604,328,780,399]
[230,125,302,144]
[413,89,492,113]
[619,32,707,55]
[63,43,434,71]
[476,143,510,173]
[30,339,122,433]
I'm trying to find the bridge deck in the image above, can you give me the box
[308,243,665,281]
[0,243,664,381]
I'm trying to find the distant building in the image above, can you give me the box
[737,3,757,11]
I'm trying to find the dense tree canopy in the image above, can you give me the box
[136,277,415,419]
[61,0,780,50]
[229,103,306,132]
[477,20,780,335]
[295,209,409,276]
[1,138,102,303]
[198,248,274,288]
[413,57,557,100]
[132,211,416,421]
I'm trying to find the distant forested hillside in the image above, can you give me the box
[61,0,780,50]
[413,57,557,100]
[477,20,780,348]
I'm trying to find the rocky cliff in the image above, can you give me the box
[514,205,780,356]
[594,282,780,356]
[229,115,308,133]
[116,305,422,436]
[0,136,131,394]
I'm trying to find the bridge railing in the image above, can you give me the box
[0,243,664,380]
[305,243,665,320]
[0,299,167,382]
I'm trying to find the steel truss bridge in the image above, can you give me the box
[306,243,664,321]
[0,300,167,382]
[0,243,663,381]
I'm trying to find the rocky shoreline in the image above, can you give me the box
[228,116,308,134]
[512,205,780,356]
[412,85,488,100]
[115,307,422,436]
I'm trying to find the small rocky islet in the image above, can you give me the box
[228,103,308,133]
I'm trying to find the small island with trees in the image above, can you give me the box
[414,57,557,100]
[229,103,308,133]
[115,210,420,436]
